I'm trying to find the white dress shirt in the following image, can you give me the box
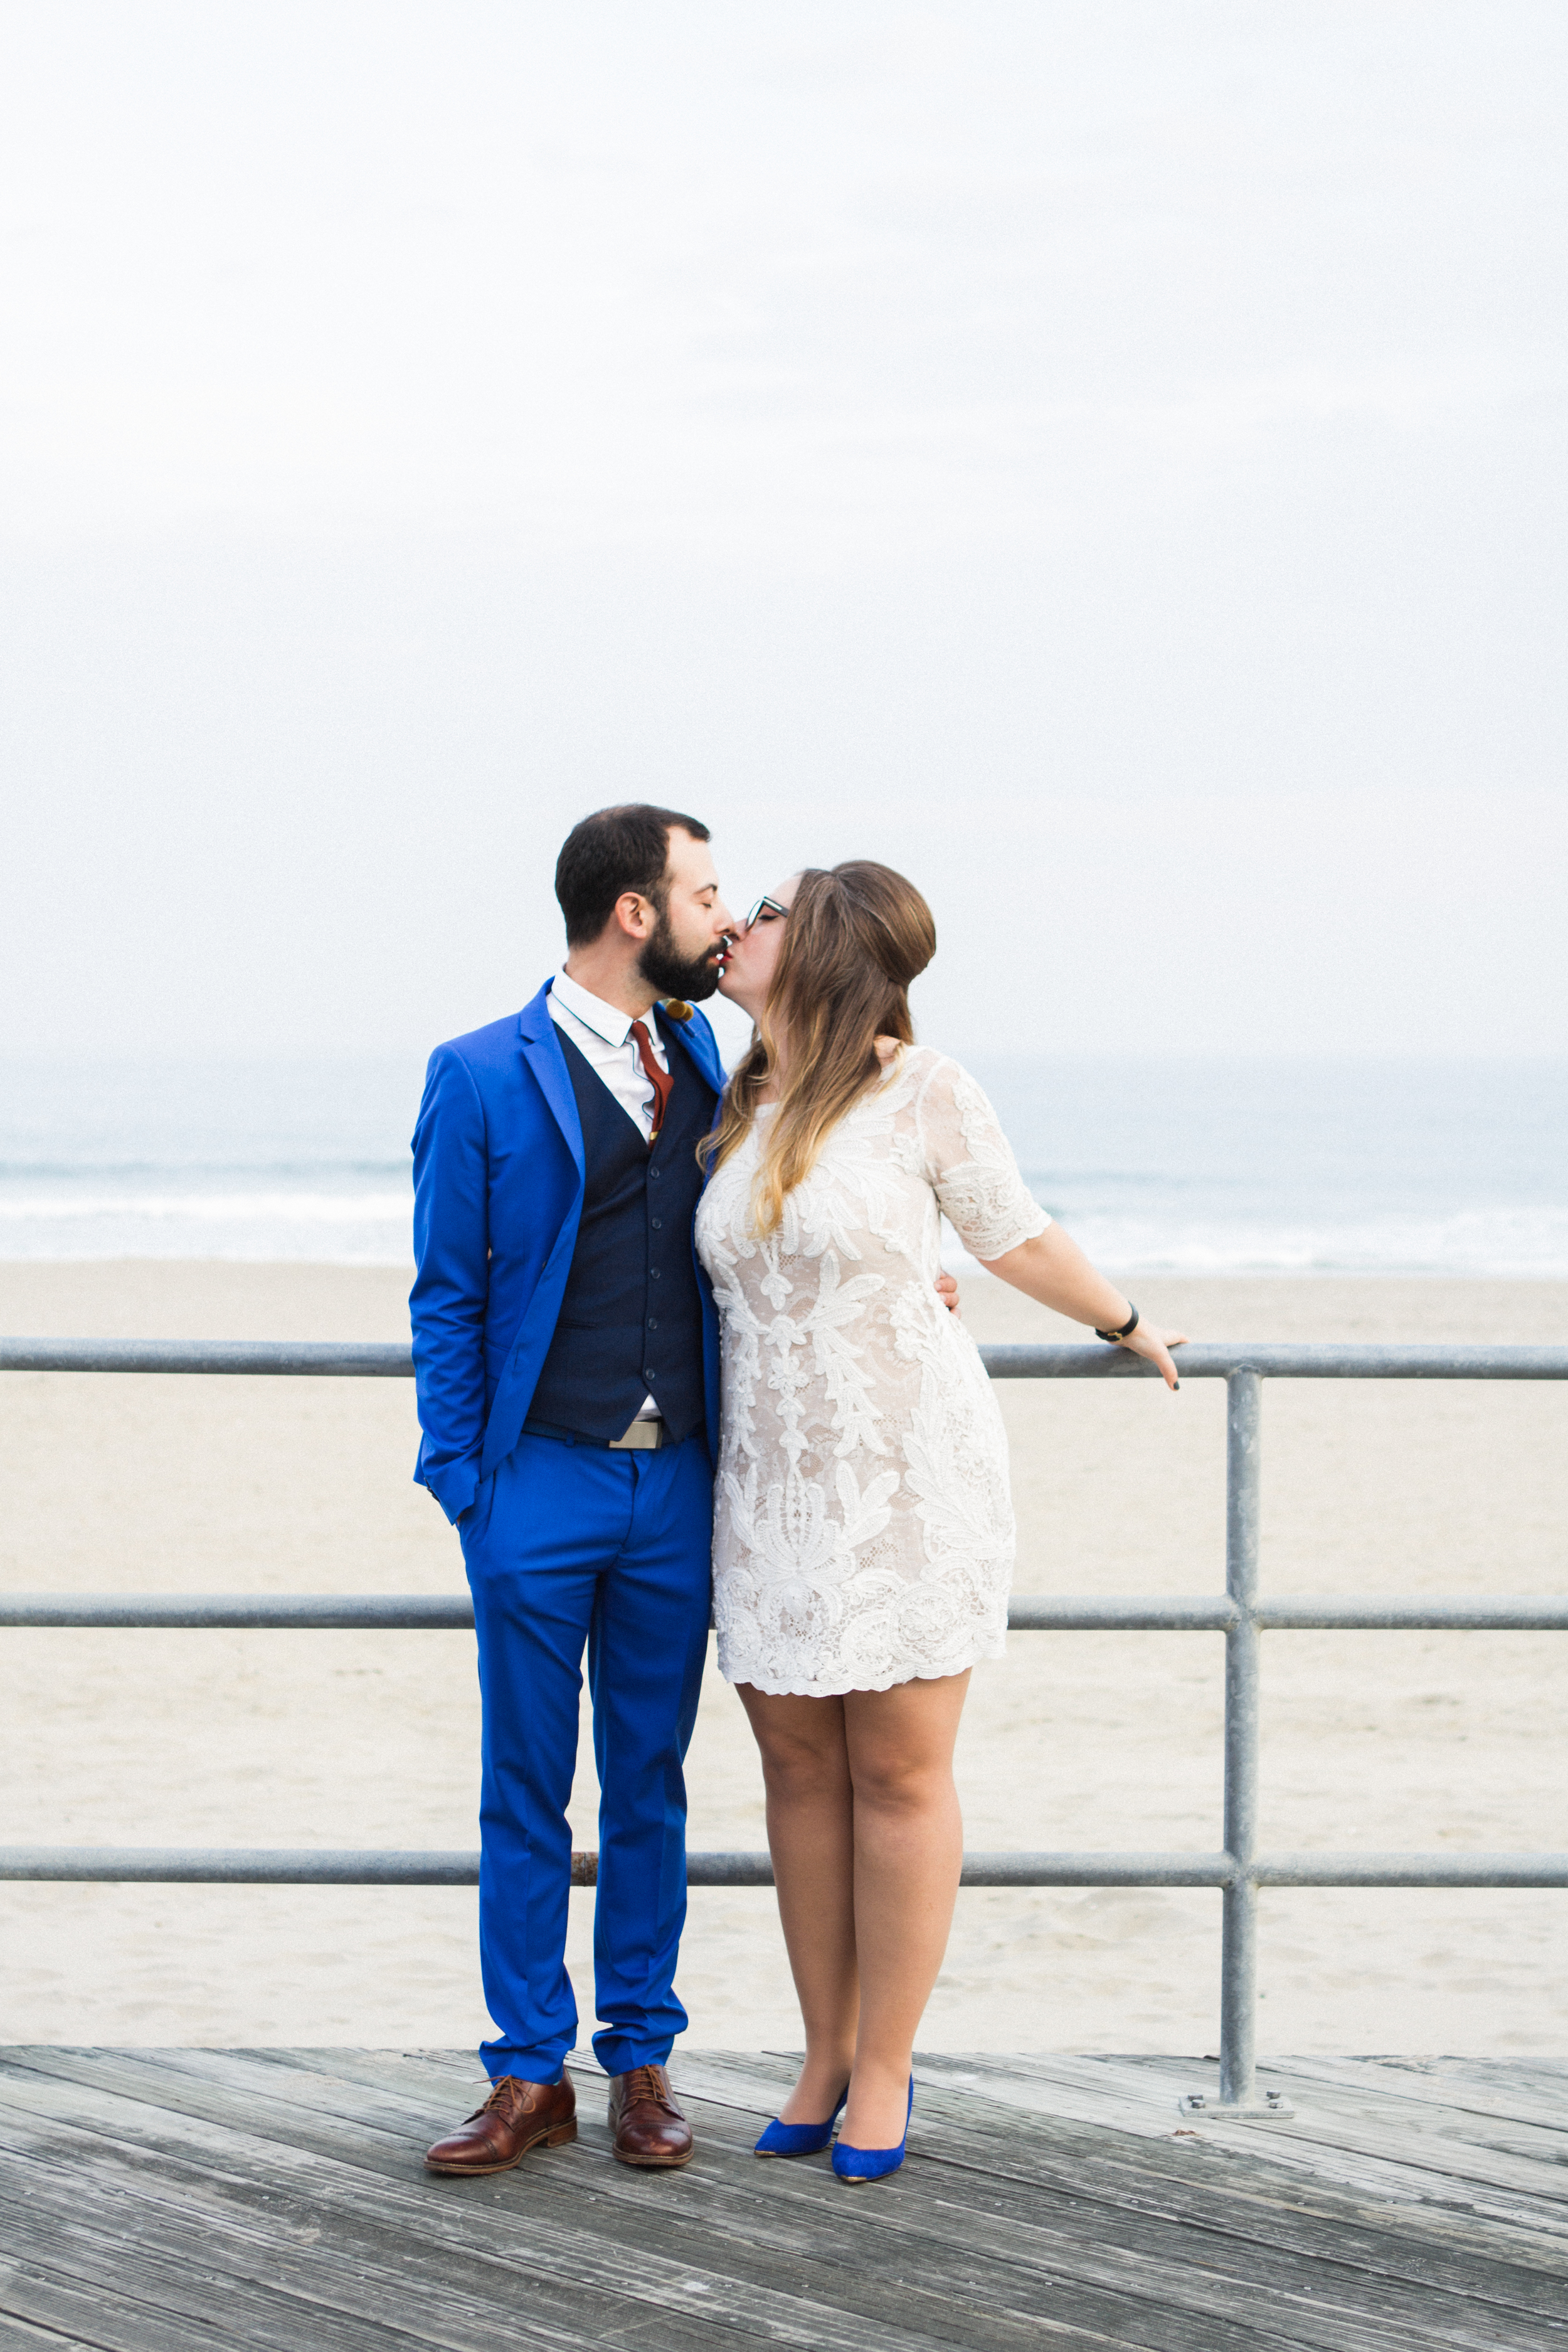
[548,969,672,1419]
[548,969,669,1142]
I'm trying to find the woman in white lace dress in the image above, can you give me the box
[697,863,1183,2178]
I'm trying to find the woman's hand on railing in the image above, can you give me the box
[978,1225,1184,1383]
[1118,1319,1187,1390]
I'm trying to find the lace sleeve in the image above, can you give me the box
[915,1056,1051,1262]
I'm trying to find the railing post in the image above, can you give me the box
[1220,1367,1261,2106]
[1184,1367,1291,2119]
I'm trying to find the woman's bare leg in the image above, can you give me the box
[735,1684,859,2122]
[839,1670,970,2148]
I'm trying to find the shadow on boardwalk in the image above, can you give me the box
[1,2046,1564,2349]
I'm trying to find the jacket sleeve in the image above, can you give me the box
[409,1043,490,1523]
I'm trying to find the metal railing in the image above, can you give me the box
[3,1334,1565,2116]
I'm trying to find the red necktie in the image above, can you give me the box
[629,1018,674,1142]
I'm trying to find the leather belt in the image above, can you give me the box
[610,1417,665,1450]
[522,1415,667,1451]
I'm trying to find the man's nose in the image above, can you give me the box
[712,897,738,934]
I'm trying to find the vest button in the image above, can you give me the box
[650,1166,661,1179]
[651,1217,662,1229]
[648,1317,659,1328]
[650,1267,660,1278]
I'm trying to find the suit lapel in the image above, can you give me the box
[665,1008,724,1097]
[518,981,585,1179]
[521,984,718,1169]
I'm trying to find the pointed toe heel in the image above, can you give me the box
[753,2087,848,2159]
[831,2078,914,2184]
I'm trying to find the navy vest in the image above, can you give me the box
[527,1024,716,1444]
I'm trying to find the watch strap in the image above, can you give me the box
[1095,1306,1140,1344]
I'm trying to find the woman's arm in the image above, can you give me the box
[977,1225,1186,1389]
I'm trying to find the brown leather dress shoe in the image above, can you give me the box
[425,2073,577,2175]
[607,2063,694,2168]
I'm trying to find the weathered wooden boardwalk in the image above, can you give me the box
[0,2046,1564,2349]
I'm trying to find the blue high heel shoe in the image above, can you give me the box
[831,2077,914,2183]
[753,2086,849,2159]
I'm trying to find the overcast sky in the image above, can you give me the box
[2,1,1564,1065]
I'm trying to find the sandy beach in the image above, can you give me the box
[1,1261,1564,2058]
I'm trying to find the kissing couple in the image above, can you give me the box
[410,804,1181,2184]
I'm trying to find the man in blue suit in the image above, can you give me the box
[412,805,734,2175]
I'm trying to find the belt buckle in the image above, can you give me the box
[610,1417,663,1451]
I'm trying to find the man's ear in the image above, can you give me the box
[613,891,655,941]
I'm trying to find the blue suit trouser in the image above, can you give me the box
[458,1430,713,2081]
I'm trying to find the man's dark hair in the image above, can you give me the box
[554,804,711,948]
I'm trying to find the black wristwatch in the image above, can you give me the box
[1095,1306,1140,1344]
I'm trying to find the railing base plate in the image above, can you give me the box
[1179,2090,1295,2120]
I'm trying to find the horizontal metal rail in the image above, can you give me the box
[0,1338,418,1377]
[6,1592,1567,1631]
[1,1595,482,1630]
[4,1336,1568,1380]
[5,1331,1565,2118]
[6,1844,1567,1888]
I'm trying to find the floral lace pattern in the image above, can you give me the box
[695,1048,1051,1696]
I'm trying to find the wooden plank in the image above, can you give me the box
[1432,2059,1568,2087]
[7,2055,1560,2352]
[1,2166,933,2352]
[6,2213,458,2352]
[673,2047,1568,2341]
[678,2055,1568,2339]
[0,2262,243,2352]
[1261,2058,1568,2145]
[1115,2051,1568,2151]
[0,2075,1236,2352]
[0,2070,1114,2352]
[0,2176,733,2352]
[0,2052,1387,2352]
[7,2051,1568,2352]
[1081,2050,1568,2157]
[891,2114,1568,2348]
[853,2112,1568,2348]
[930,2054,1568,2235]
[674,2050,1568,2281]
[0,2320,83,2352]
[945,2047,1550,2159]
[1298,2060,1568,2134]
[1188,2105,1568,2220]
[0,2144,637,2352]
[900,2070,1568,2269]
[71,2044,470,2153]
[0,2315,103,2351]
[1,2046,452,2170]
[906,2051,1192,2136]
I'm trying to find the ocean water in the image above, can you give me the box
[965,1056,1568,1279]
[0,1054,1564,1277]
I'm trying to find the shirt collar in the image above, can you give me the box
[552,967,660,1050]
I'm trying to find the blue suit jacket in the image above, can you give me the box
[409,980,727,1523]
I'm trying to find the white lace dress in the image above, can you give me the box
[694,1046,1051,1696]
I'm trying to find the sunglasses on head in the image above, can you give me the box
[744,895,790,930]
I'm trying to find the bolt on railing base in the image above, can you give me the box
[1179,2089,1295,2120]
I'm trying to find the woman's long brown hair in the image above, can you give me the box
[705,861,937,1235]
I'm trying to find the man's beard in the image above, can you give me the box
[638,908,724,1003]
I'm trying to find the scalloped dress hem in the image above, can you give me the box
[717,1632,1007,1698]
